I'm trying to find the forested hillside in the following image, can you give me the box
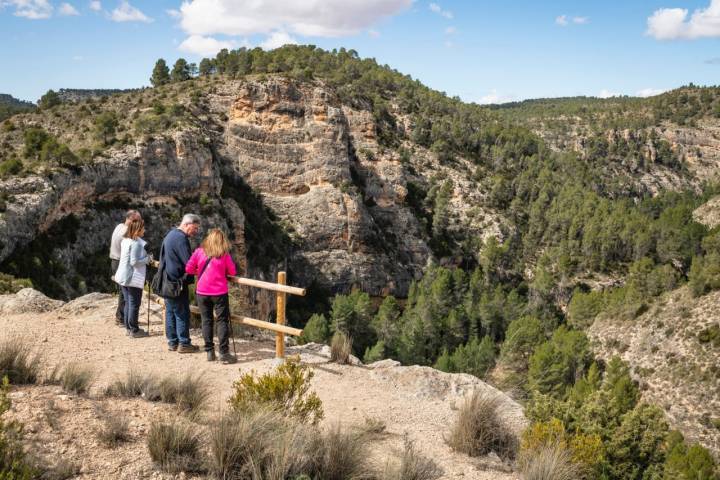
[0,45,718,477]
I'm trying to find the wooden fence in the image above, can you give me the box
[148,260,305,358]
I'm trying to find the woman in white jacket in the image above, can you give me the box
[115,218,151,338]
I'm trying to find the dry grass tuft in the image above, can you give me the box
[0,337,40,384]
[147,419,204,474]
[446,390,517,459]
[518,444,580,480]
[330,331,353,364]
[96,408,131,447]
[306,422,373,480]
[59,362,95,395]
[105,371,208,414]
[381,438,443,480]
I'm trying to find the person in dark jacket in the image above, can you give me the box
[161,213,201,353]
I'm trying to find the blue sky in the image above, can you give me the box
[1,0,719,104]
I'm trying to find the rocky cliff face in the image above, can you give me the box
[1,77,507,302]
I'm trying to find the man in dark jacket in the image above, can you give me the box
[161,213,201,353]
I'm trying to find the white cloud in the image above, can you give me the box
[2,0,53,19]
[260,30,298,49]
[368,29,380,38]
[178,0,411,38]
[706,57,720,64]
[58,2,79,16]
[636,88,666,97]
[179,34,236,56]
[111,1,151,23]
[166,8,181,19]
[598,89,619,98]
[445,26,456,34]
[429,2,452,19]
[647,0,720,40]
[557,14,588,26]
[444,40,453,48]
[89,0,101,11]
[72,55,84,61]
[478,89,516,105]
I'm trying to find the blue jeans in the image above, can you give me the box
[165,288,191,346]
[121,286,143,333]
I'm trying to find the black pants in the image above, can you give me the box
[197,294,231,354]
[111,259,125,321]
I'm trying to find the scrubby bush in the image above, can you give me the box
[434,335,496,379]
[0,273,32,294]
[301,313,330,344]
[228,356,323,424]
[663,431,718,480]
[0,156,22,177]
[0,377,35,478]
[446,390,516,459]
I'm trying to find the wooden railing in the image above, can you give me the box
[149,260,305,358]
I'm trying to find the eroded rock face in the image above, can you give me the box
[217,79,434,296]
[0,130,248,300]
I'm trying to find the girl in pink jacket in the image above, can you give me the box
[185,228,237,363]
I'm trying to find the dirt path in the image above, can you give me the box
[0,290,525,479]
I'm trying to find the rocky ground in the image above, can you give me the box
[588,286,720,456]
[0,288,527,479]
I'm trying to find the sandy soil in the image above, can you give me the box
[0,290,526,479]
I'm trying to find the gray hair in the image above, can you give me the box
[125,209,140,220]
[180,213,201,226]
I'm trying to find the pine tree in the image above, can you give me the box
[150,59,170,87]
[38,89,61,109]
[171,58,191,82]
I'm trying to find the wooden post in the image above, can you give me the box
[276,271,286,359]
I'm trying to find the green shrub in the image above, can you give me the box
[0,156,22,177]
[363,340,385,363]
[228,356,323,424]
[500,315,545,370]
[0,273,32,294]
[330,290,375,356]
[697,324,720,347]
[663,431,718,480]
[434,335,495,379]
[300,313,330,344]
[0,376,35,479]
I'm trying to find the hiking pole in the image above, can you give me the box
[229,319,237,356]
[146,281,151,333]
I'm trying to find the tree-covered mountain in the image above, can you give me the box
[0,94,35,122]
[0,46,718,476]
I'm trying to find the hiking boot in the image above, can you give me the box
[130,329,149,338]
[220,353,237,364]
[168,344,178,352]
[178,344,200,354]
[207,350,216,362]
